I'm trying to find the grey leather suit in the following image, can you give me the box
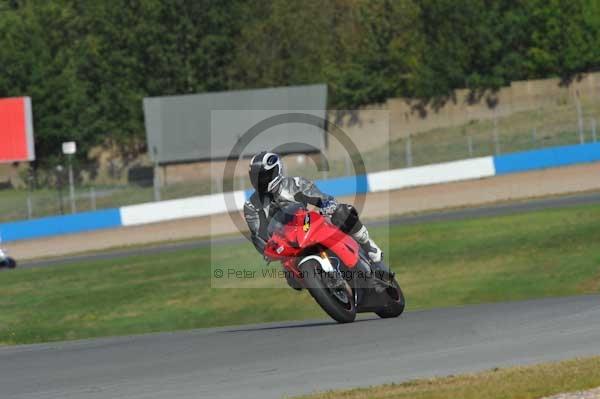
[243,176,333,254]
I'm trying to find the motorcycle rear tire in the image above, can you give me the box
[375,277,405,318]
[300,260,356,323]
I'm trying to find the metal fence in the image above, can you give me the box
[1,98,599,223]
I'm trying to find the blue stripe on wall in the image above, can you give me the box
[315,174,369,198]
[244,174,369,201]
[7,142,600,243]
[0,208,122,242]
[494,142,600,175]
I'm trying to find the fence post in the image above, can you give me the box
[56,165,65,215]
[405,134,413,167]
[493,118,501,155]
[344,156,352,176]
[575,91,584,144]
[152,146,161,201]
[213,175,222,193]
[26,172,33,219]
[26,195,33,219]
[467,135,473,157]
[321,158,329,180]
[67,155,76,213]
[90,187,96,211]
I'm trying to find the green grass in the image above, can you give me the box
[297,356,600,399]
[1,203,600,345]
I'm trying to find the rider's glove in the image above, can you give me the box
[321,199,338,217]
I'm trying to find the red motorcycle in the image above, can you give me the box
[264,203,405,323]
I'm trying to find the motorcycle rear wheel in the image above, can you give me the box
[375,277,405,318]
[300,260,356,323]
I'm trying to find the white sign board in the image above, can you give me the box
[62,141,77,155]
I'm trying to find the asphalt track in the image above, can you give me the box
[1,295,600,399]
[5,192,600,398]
[19,190,600,269]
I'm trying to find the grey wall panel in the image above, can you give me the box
[143,84,327,163]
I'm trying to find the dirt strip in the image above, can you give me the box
[542,387,600,399]
[5,161,600,260]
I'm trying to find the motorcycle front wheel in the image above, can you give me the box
[300,260,356,323]
[1,257,16,269]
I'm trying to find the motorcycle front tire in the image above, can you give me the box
[2,257,17,269]
[300,260,356,323]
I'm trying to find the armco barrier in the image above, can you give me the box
[3,142,600,242]
[0,208,122,242]
[494,142,600,175]
[367,157,495,192]
[120,191,246,227]
[313,174,370,197]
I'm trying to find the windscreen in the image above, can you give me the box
[267,203,305,236]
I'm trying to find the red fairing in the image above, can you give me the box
[297,211,359,268]
[264,233,301,259]
[264,208,359,268]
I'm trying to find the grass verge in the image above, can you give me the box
[296,356,600,399]
[1,203,600,344]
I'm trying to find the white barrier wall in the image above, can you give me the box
[367,157,495,192]
[6,143,600,242]
[120,191,246,227]
[121,158,495,227]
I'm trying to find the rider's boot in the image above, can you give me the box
[370,260,395,294]
[352,226,382,263]
[352,226,390,293]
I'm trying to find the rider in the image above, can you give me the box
[243,151,384,288]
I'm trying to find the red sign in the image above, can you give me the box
[0,97,35,162]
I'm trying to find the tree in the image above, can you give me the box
[230,0,358,92]
[0,0,599,166]
[329,0,423,107]
[524,0,597,79]
[0,1,90,166]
